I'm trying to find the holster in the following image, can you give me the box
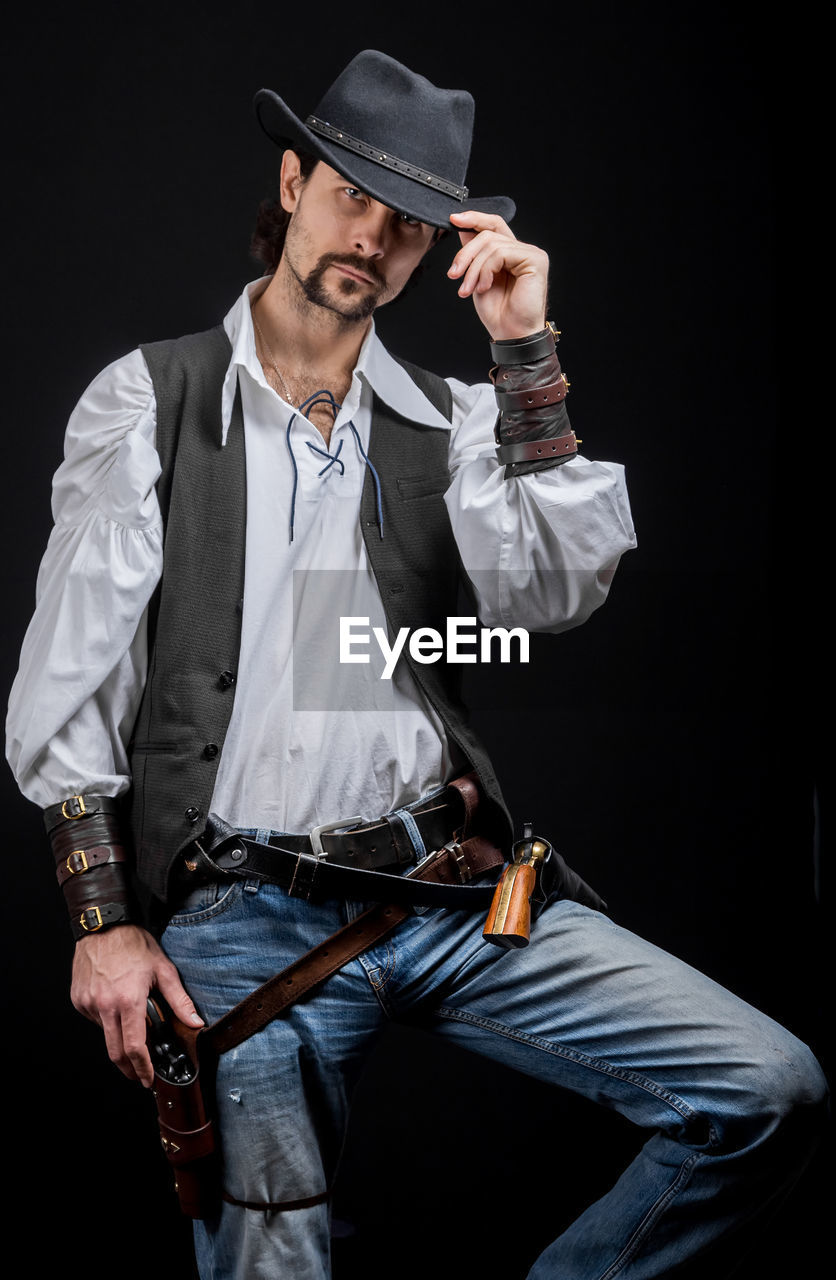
[534,844,607,918]
[147,997,220,1219]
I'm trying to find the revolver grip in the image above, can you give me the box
[482,861,537,949]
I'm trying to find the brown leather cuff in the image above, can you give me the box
[489,327,557,365]
[492,348,576,479]
[497,431,579,464]
[45,796,136,941]
[43,793,120,833]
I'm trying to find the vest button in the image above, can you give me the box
[202,743,219,760]
[218,670,236,689]
[184,806,201,823]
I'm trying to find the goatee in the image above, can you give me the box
[297,253,386,322]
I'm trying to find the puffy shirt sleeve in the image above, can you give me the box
[443,376,637,631]
[5,349,164,807]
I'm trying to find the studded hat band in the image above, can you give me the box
[305,116,469,202]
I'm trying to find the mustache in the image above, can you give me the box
[317,252,386,288]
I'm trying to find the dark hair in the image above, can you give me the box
[250,150,318,273]
[249,149,446,296]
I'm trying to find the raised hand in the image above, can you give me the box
[447,210,549,341]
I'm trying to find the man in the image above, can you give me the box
[6,50,826,1279]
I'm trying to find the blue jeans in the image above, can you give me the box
[161,834,826,1279]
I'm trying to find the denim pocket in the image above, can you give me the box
[166,879,243,925]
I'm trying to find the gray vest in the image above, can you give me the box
[131,325,512,905]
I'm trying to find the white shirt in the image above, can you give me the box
[5,279,636,833]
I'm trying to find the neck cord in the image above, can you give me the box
[253,315,296,406]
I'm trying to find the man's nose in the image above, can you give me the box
[352,201,391,258]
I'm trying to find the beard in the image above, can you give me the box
[294,252,387,322]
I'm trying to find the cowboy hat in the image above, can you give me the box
[254,50,515,229]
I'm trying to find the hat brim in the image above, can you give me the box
[254,88,515,229]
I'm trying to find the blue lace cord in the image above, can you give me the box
[306,437,345,476]
[284,390,384,543]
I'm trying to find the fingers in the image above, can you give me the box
[449,238,512,298]
[449,235,547,301]
[447,210,516,291]
[74,973,156,1087]
[156,962,205,1030]
[447,221,547,299]
[70,925,202,1089]
[449,209,513,237]
[100,1002,155,1088]
[82,960,202,1089]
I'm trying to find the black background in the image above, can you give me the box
[1,3,826,1277]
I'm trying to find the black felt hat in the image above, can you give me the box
[254,50,515,229]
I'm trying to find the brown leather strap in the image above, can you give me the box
[43,793,121,833]
[496,432,578,464]
[158,1117,216,1165]
[221,1188,330,1212]
[494,374,569,412]
[206,901,406,1056]
[489,326,557,365]
[448,772,479,837]
[73,900,134,935]
[54,843,127,886]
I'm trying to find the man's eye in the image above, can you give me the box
[399,213,421,227]
[344,187,364,201]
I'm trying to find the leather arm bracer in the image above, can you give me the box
[44,795,137,941]
[490,326,577,480]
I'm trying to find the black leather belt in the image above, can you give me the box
[176,776,506,909]
[184,832,503,908]
[241,796,461,871]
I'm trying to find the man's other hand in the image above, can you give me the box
[447,210,549,341]
[71,924,204,1087]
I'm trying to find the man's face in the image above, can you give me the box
[279,154,439,322]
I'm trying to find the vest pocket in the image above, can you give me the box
[397,472,451,500]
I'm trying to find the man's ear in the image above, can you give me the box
[279,150,304,215]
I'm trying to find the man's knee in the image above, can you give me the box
[735,1027,828,1161]
[764,1030,827,1114]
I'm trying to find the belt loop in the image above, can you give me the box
[287,852,320,901]
[390,808,430,914]
[392,808,427,860]
[249,830,272,890]
[383,812,418,868]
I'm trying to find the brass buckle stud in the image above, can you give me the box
[61,795,87,820]
[66,849,89,875]
[79,906,103,932]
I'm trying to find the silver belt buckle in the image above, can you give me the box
[308,815,362,859]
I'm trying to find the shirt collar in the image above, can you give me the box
[219,278,452,445]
